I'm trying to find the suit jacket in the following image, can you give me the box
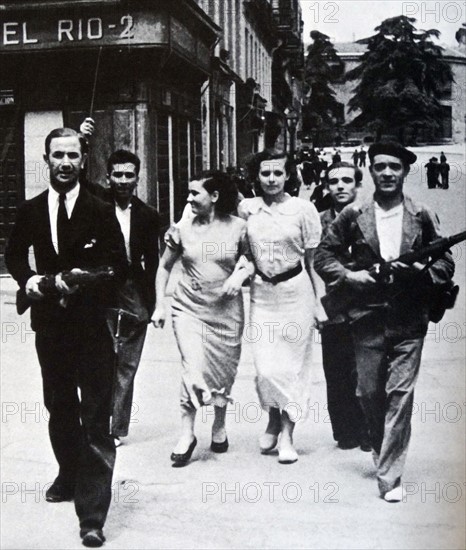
[5,187,128,334]
[126,196,160,316]
[314,194,455,336]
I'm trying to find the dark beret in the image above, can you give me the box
[368,141,417,165]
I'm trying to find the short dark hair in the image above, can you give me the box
[107,149,141,175]
[192,170,238,215]
[246,149,293,181]
[324,161,363,186]
[45,128,87,157]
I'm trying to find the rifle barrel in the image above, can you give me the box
[397,230,466,265]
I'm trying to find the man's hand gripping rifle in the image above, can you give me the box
[321,231,466,319]
[17,266,115,315]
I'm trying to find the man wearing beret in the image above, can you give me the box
[314,141,454,502]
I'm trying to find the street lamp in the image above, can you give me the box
[285,107,299,160]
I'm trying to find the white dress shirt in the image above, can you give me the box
[115,202,132,262]
[48,184,80,254]
[375,201,404,261]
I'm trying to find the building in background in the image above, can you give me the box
[0,0,305,269]
[331,41,465,145]
[195,0,304,169]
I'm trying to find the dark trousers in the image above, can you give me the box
[109,278,150,436]
[35,326,116,531]
[109,320,147,436]
[351,316,424,495]
[321,323,366,443]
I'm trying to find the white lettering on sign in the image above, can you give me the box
[1,14,137,48]
[23,22,38,44]
[58,20,73,41]
[3,22,19,45]
[2,22,38,45]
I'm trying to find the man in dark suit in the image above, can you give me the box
[5,128,127,547]
[104,150,160,441]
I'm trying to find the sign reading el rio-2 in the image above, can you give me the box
[1,12,167,50]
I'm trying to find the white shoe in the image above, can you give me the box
[384,485,402,502]
[259,433,278,454]
[278,444,298,464]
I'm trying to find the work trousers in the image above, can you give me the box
[351,316,424,495]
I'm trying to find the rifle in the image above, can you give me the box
[16,266,115,315]
[321,230,465,320]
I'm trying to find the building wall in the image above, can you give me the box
[195,0,275,168]
[330,46,466,145]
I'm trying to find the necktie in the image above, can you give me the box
[57,193,69,255]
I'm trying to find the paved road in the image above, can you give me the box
[1,147,465,549]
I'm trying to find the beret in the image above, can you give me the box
[368,141,417,165]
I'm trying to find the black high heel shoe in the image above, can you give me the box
[170,437,197,467]
[210,437,229,453]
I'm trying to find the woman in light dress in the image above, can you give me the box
[238,150,322,464]
[152,171,253,467]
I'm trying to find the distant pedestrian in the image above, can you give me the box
[299,160,315,189]
[426,157,440,189]
[332,150,341,163]
[358,147,366,167]
[352,149,359,166]
[440,151,447,164]
[439,159,450,189]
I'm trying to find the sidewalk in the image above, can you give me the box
[1,271,465,549]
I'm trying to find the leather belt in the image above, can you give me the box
[256,263,303,285]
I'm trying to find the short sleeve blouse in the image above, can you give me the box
[238,196,321,277]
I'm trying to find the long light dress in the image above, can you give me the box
[165,214,249,411]
[238,196,322,422]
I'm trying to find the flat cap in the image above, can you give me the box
[368,141,417,165]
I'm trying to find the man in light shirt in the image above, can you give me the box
[106,150,160,443]
[5,128,127,547]
[314,141,454,503]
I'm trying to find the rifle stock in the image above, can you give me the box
[321,230,465,319]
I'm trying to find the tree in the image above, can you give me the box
[302,30,344,146]
[346,15,453,144]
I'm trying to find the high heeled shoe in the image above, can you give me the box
[170,437,197,467]
[211,437,229,453]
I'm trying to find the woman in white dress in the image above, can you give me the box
[152,171,253,467]
[238,150,322,464]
